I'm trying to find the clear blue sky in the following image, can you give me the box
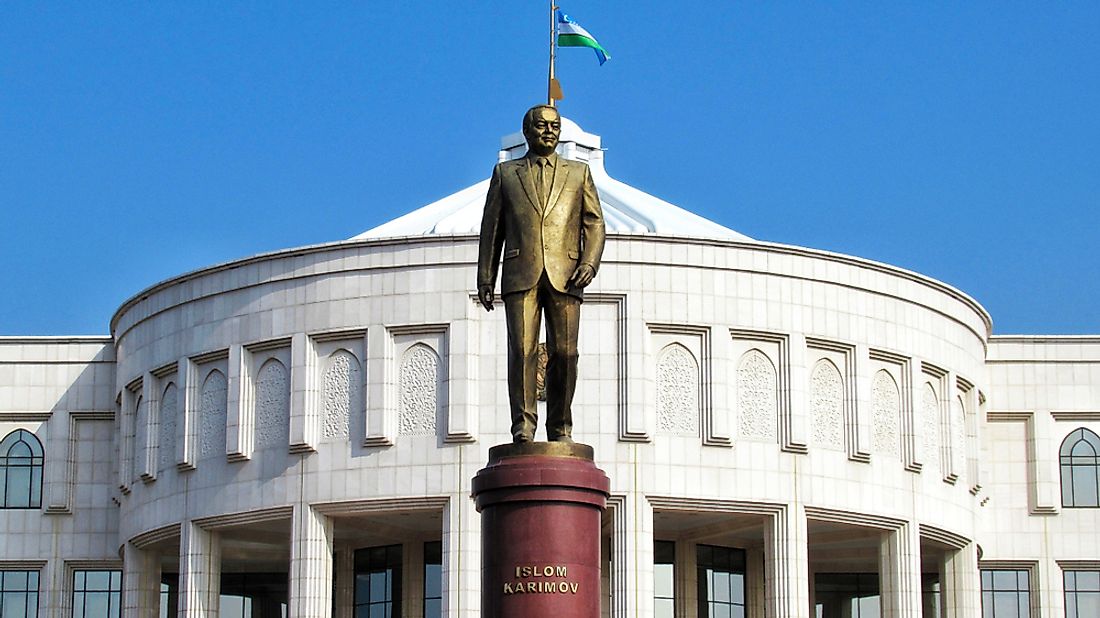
[2,3,1097,335]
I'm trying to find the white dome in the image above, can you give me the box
[351,118,752,242]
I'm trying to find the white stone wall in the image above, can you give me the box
[6,231,1063,616]
[980,336,1100,617]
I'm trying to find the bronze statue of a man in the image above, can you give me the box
[477,105,606,443]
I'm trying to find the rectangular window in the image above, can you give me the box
[981,569,1030,618]
[423,541,442,618]
[354,544,402,618]
[72,570,122,618]
[0,570,40,618]
[1064,570,1100,618]
[814,573,879,618]
[654,540,675,618]
[696,544,746,618]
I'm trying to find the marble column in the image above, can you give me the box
[941,543,981,618]
[746,546,766,618]
[764,504,810,618]
[332,547,354,618]
[610,492,654,618]
[879,523,922,618]
[122,543,161,618]
[179,522,221,618]
[288,504,334,617]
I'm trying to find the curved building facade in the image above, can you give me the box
[1,121,1098,618]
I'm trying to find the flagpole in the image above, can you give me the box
[547,0,557,107]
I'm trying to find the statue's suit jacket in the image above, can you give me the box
[478,154,605,297]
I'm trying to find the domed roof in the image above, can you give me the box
[351,118,752,242]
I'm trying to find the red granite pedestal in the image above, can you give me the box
[472,442,610,617]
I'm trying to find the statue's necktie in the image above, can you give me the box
[537,158,550,208]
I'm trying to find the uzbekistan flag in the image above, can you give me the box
[557,10,611,65]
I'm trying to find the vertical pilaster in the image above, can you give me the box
[445,318,478,443]
[290,333,320,452]
[118,388,135,493]
[674,540,698,617]
[764,504,810,618]
[746,547,766,618]
[178,357,199,470]
[404,541,425,618]
[1037,557,1064,618]
[1027,410,1059,513]
[123,543,162,618]
[851,344,873,462]
[364,326,394,446]
[905,361,924,471]
[332,547,354,618]
[42,557,66,618]
[288,504,334,617]
[45,410,74,513]
[179,521,221,618]
[139,372,159,482]
[225,344,253,462]
[785,334,809,452]
[941,543,980,618]
[443,491,480,616]
[944,372,961,484]
[879,523,922,618]
[610,492,654,618]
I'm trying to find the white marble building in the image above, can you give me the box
[1,120,1097,618]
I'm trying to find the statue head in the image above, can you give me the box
[522,105,561,157]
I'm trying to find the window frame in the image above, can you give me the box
[71,569,123,618]
[1060,428,1100,508]
[0,429,45,509]
[0,568,41,618]
[980,568,1032,618]
[1063,569,1100,618]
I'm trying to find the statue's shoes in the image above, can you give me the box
[549,435,574,444]
[513,434,533,443]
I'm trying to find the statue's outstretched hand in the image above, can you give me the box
[478,285,495,311]
[568,264,596,289]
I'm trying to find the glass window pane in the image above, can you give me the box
[369,603,386,618]
[1078,592,1100,618]
[992,571,1017,591]
[27,572,37,590]
[29,467,42,506]
[654,564,674,598]
[73,592,85,618]
[355,573,370,600]
[75,571,86,589]
[713,571,731,602]
[993,591,1019,618]
[1018,570,1029,589]
[982,571,992,589]
[1018,592,1030,618]
[732,573,745,604]
[3,592,28,618]
[983,592,994,618]
[1066,571,1077,591]
[110,592,121,618]
[369,572,387,601]
[714,603,732,618]
[1075,572,1100,591]
[654,598,675,618]
[1063,467,1077,506]
[86,572,111,591]
[424,563,441,599]
[110,572,121,590]
[86,591,110,618]
[424,598,442,618]
[1073,467,1099,506]
[355,605,371,618]
[5,571,29,590]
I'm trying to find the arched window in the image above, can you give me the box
[1060,428,1100,508]
[0,429,44,509]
